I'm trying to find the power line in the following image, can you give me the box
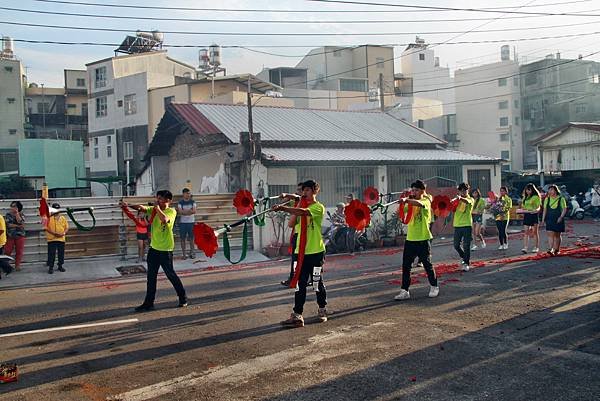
[2,18,598,36]
[304,0,600,16]
[0,5,572,23]
[26,0,595,14]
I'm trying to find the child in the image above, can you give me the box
[122,204,150,263]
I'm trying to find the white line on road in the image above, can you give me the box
[0,318,139,338]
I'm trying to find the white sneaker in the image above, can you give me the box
[532,247,539,253]
[481,241,487,248]
[521,248,527,254]
[428,286,440,298]
[394,289,410,301]
[461,264,470,272]
[471,244,478,251]
[504,244,509,250]
[460,260,465,264]
[498,245,504,250]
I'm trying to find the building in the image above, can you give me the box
[140,103,500,250]
[397,37,457,146]
[520,55,600,169]
[531,122,600,189]
[455,46,523,171]
[18,138,87,197]
[0,37,26,173]
[86,49,196,196]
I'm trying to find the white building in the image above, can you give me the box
[0,37,26,172]
[86,50,196,196]
[455,46,523,171]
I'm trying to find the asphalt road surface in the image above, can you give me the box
[1,221,599,401]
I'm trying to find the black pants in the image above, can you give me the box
[144,247,187,305]
[47,241,65,268]
[293,251,327,315]
[402,240,437,290]
[496,220,508,245]
[0,246,12,276]
[288,233,298,280]
[453,226,472,264]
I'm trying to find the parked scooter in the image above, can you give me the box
[324,211,367,254]
[565,195,585,220]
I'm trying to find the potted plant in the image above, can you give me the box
[263,210,291,257]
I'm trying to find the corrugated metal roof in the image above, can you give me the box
[530,122,600,145]
[262,147,497,162]
[171,104,221,136]
[191,103,444,145]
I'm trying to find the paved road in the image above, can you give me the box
[1,221,599,401]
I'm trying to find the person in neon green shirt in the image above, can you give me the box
[281,182,303,287]
[495,186,513,250]
[470,188,487,250]
[452,183,474,271]
[394,179,439,301]
[273,180,328,328]
[541,184,568,256]
[520,183,542,254]
[121,190,188,312]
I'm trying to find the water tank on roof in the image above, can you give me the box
[136,30,154,40]
[29,83,38,88]
[151,30,164,42]
[209,44,221,66]
[1,36,14,57]
[501,45,510,61]
[199,48,210,68]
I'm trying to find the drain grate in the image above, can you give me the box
[116,265,147,275]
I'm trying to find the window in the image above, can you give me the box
[76,78,85,87]
[81,103,88,116]
[419,53,425,61]
[418,119,424,128]
[525,73,537,86]
[499,117,509,127]
[500,133,509,142]
[93,137,98,146]
[9,129,17,135]
[95,96,107,117]
[37,102,50,113]
[7,97,15,104]
[123,141,134,161]
[95,66,106,88]
[164,96,175,110]
[333,49,342,57]
[501,164,511,172]
[498,78,507,87]
[498,100,508,110]
[514,116,520,126]
[590,74,600,84]
[4,66,13,72]
[107,135,112,144]
[376,57,385,69]
[575,103,587,114]
[501,150,510,160]
[513,77,519,86]
[514,99,519,109]
[124,94,137,115]
[339,79,367,92]
[67,103,76,109]
[94,147,99,159]
[117,100,123,107]
[107,145,112,158]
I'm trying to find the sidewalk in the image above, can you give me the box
[0,250,270,289]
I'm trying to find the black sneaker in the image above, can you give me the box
[280,279,291,286]
[48,267,54,274]
[57,266,66,272]
[178,301,189,308]
[134,303,154,312]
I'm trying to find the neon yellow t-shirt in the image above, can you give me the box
[453,196,474,227]
[0,215,6,247]
[46,215,68,242]
[143,206,177,251]
[294,201,326,255]
[522,195,541,212]
[407,197,433,241]
[472,198,485,214]
[496,195,513,221]
[544,196,567,210]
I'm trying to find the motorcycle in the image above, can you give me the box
[324,211,367,254]
[565,196,585,220]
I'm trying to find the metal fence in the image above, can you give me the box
[0,194,247,264]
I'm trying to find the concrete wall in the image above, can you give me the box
[148,84,190,140]
[0,59,25,150]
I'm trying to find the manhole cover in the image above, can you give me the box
[116,265,146,275]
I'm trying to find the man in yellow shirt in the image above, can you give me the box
[0,214,12,278]
[273,180,328,328]
[395,180,439,301]
[452,183,475,272]
[46,203,69,274]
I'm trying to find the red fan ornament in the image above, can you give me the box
[432,195,453,218]
[193,222,220,258]
[39,198,50,227]
[487,191,497,202]
[398,201,414,224]
[233,189,255,216]
[345,199,371,231]
[363,186,380,206]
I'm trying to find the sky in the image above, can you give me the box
[2,0,600,87]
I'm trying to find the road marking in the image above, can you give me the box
[0,318,139,338]
[108,321,394,401]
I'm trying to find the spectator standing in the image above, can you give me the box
[4,201,26,271]
[46,203,69,274]
[177,188,197,259]
[591,182,600,221]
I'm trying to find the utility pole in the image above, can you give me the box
[379,73,385,112]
